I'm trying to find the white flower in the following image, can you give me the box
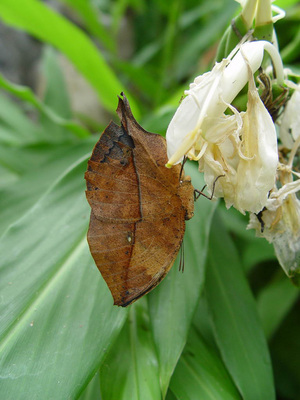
[234,65,278,213]
[248,171,300,282]
[279,84,300,149]
[166,41,283,166]
[166,40,284,214]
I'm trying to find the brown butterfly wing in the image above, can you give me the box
[85,94,194,306]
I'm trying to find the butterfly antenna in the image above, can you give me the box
[178,241,185,273]
[194,174,225,201]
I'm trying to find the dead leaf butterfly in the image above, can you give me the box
[85,93,194,306]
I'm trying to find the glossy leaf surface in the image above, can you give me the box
[170,326,241,400]
[206,212,275,400]
[0,155,127,399]
[148,164,217,396]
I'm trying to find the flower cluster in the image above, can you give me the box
[166,40,284,214]
[165,1,300,283]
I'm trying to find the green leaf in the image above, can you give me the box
[257,275,299,340]
[100,300,161,400]
[141,105,177,135]
[0,163,17,189]
[274,0,300,8]
[218,205,276,271]
[173,0,237,80]
[0,92,43,146]
[0,0,139,116]
[242,239,276,271]
[39,46,75,140]
[205,212,275,400]
[0,73,90,139]
[165,391,178,400]
[270,302,300,398]
[113,59,161,102]
[192,294,219,352]
[281,25,300,64]
[218,205,253,242]
[40,46,72,119]
[179,2,221,29]
[170,326,242,400]
[0,138,96,235]
[58,0,116,52]
[148,162,218,397]
[0,153,127,399]
[79,372,102,400]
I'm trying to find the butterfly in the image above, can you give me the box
[85,93,194,306]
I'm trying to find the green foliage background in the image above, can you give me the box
[0,0,299,399]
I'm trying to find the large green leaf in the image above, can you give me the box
[0,138,96,235]
[0,153,127,399]
[257,275,299,340]
[270,301,300,399]
[39,46,74,140]
[0,92,45,146]
[0,73,89,140]
[100,300,161,400]
[205,212,275,400]
[40,46,72,120]
[218,205,276,271]
[148,163,218,397]
[165,390,178,400]
[79,372,102,400]
[218,205,257,242]
[242,238,276,271]
[0,0,139,115]
[0,69,94,233]
[170,326,241,400]
[191,294,219,350]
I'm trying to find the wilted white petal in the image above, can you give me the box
[234,61,278,213]
[271,194,300,283]
[248,131,300,284]
[267,178,300,211]
[248,191,300,283]
[279,85,300,149]
[202,114,239,143]
[199,133,240,205]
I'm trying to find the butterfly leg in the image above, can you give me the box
[194,174,225,201]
